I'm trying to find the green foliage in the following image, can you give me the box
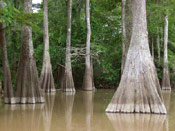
[1,0,175,89]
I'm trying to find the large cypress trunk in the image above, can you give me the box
[162,16,171,90]
[82,0,94,91]
[62,0,75,92]
[15,0,44,103]
[106,0,166,114]
[40,0,56,93]
[0,23,16,104]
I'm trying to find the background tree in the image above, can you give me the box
[82,0,94,91]
[106,0,166,114]
[15,0,44,103]
[0,23,16,104]
[0,1,16,104]
[40,0,55,92]
[62,0,75,92]
[162,15,171,90]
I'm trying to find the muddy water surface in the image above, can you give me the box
[0,90,174,131]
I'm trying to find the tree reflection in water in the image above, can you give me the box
[61,92,75,131]
[42,93,56,131]
[107,113,166,131]
[82,91,94,131]
[2,104,44,131]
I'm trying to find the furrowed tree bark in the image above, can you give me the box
[15,0,45,103]
[0,23,16,104]
[162,16,171,90]
[62,0,75,92]
[106,0,166,114]
[82,0,94,91]
[40,0,56,93]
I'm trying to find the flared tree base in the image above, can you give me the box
[106,44,167,114]
[4,97,17,104]
[62,72,76,92]
[82,68,95,91]
[16,59,45,104]
[162,69,171,90]
[40,67,56,93]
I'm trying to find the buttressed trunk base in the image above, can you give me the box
[106,0,166,114]
[15,0,45,104]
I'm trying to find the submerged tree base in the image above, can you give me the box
[62,72,76,92]
[105,48,167,114]
[16,60,45,104]
[162,69,171,90]
[82,68,95,91]
[4,97,17,104]
[40,66,56,93]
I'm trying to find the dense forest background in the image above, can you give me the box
[0,0,175,89]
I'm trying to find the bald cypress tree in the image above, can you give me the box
[40,0,56,92]
[15,0,44,103]
[106,0,166,114]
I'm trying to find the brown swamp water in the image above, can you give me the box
[0,89,174,131]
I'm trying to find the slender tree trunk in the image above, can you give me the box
[121,0,126,73]
[151,38,154,61]
[0,23,16,104]
[157,33,160,62]
[40,0,56,93]
[62,0,75,92]
[15,0,45,103]
[106,0,166,114]
[162,16,171,90]
[82,0,94,91]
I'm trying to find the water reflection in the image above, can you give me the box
[61,92,75,131]
[162,91,171,131]
[107,113,166,131]
[0,89,175,131]
[0,104,44,131]
[83,91,94,131]
[42,93,56,131]
[162,91,171,112]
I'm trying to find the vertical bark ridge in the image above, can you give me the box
[162,16,171,90]
[106,0,166,114]
[62,0,75,92]
[15,0,45,104]
[40,0,56,93]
